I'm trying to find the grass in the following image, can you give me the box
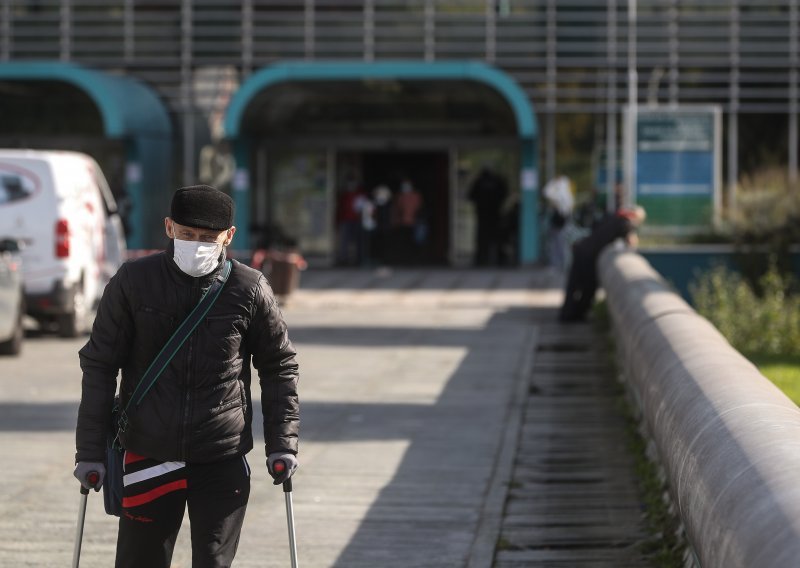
[749,353,800,406]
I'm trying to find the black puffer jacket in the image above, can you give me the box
[75,248,299,464]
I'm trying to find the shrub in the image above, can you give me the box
[727,167,800,285]
[690,261,800,356]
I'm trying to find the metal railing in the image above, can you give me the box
[2,1,797,111]
[600,248,800,568]
[1,0,799,183]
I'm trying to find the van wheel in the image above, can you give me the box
[0,299,23,355]
[57,284,88,338]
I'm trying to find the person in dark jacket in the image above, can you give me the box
[558,206,646,322]
[73,185,300,568]
[468,167,509,266]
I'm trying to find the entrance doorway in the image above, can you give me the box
[226,62,541,264]
[336,150,450,266]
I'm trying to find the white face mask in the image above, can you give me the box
[173,238,222,277]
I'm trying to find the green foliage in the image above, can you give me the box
[690,262,800,356]
[724,168,800,285]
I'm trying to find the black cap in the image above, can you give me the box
[170,185,234,230]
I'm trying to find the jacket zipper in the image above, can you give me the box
[179,281,200,461]
[182,335,193,461]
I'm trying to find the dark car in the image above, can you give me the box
[0,238,24,355]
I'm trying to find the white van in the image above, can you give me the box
[0,149,127,337]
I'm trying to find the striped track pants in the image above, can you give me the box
[114,451,251,568]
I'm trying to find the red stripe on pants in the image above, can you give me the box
[124,451,148,466]
[122,479,187,508]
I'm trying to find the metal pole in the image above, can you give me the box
[123,0,134,63]
[242,0,253,79]
[789,0,798,192]
[273,460,298,568]
[72,471,98,568]
[485,0,496,64]
[1,0,11,62]
[71,489,89,568]
[60,0,72,61]
[728,1,740,213]
[284,484,298,568]
[546,0,556,182]
[424,0,435,61]
[668,0,679,105]
[607,0,618,212]
[624,0,637,208]
[181,0,194,186]
[304,0,315,60]
[364,0,374,61]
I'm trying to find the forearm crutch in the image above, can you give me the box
[273,460,298,568]
[72,470,100,568]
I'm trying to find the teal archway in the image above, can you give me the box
[0,62,173,248]
[225,61,540,264]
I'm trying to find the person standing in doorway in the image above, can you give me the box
[370,184,393,267]
[391,177,423,264]
[73,184,300,567]
[336,177,367,266]
[468,167,509,266]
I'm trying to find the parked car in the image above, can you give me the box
[0,238,24,355]
[0,149,127,337]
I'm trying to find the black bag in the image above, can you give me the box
[103,397,125,517]
[101,260,232,516]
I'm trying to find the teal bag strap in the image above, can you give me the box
[116,260,232,438]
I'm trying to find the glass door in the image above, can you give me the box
[265,149,334,263]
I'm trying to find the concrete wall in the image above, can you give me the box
[639,245,800,302]
[598,248,800,568]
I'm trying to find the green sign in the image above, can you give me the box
[632,106,721,229]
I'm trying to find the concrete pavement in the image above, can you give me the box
[0,267,650,567]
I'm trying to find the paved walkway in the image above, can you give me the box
[0,267,654,567]
[495,322,653,567]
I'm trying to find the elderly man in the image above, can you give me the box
[74,184,300,567]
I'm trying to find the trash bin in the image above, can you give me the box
[251,248,307,298]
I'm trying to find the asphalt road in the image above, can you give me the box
[0,268,563,567]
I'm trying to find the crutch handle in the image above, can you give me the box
[272,460,293,493]
[80,471,101,495]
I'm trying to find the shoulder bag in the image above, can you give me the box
[104,260,232,516]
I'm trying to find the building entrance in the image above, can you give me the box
[336,151,449,266]
[227,62,540,264]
